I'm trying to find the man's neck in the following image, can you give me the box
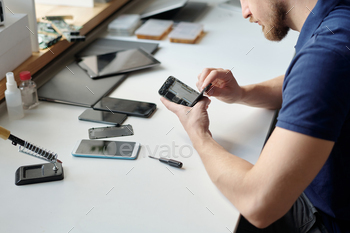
[285,0,318,32]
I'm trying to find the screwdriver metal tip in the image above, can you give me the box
[148,156,158,160]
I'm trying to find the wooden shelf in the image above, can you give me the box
[0,0,129,101]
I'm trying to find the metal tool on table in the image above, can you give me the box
[149,156,183,168]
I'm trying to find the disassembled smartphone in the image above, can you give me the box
[88,125,134,139]
[93,97,157,118]
[78,109,127,125]
[71,139,140,160]
[159,76,211,107]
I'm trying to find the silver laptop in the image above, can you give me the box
[140,0,188,19]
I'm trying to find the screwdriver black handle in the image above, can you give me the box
[159,158,183,168]
[190,83,212,107]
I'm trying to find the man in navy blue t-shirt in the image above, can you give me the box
[161,0,350,232]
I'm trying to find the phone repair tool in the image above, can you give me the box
[0,126,64,185]
[190,83,212,107]
[148,156,183,168]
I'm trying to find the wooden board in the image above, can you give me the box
[0,0,129,101]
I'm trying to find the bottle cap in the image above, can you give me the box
[20,71,31,81]
[6,72,18,92]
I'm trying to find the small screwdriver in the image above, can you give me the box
[190,83,212,107]
[148,156,183,168]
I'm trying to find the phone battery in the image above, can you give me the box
[168,22,203,44]
[135,19,173,40]
[88,125,134,139]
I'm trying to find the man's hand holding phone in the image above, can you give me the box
[159,70,241,145]
[160,96,212,145]
[196,68,243,104]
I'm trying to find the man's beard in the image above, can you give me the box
[257,1,290,41]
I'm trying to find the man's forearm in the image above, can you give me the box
[191,134,256,216]
[237,75,284,109]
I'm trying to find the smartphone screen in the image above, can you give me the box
[93,97,157,118]
[72,139,140,159]
[78,109,127,125]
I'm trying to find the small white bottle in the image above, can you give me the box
[19,71,39,110]
[5,72,24,120]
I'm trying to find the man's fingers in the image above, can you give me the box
[161,96,211,115]
[202,70,221,90]
[196,96,211,109]
[197,68,214,90]
[204,69,234,90]
[160,97,191,115]
[160,97,178,112]
[198,68,231,91]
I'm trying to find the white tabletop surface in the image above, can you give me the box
[0,1,299,232]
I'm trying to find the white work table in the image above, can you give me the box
[0,1,299,232]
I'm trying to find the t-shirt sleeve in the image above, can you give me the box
[277,45,350,141]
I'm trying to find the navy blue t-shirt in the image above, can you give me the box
[276,0,350,232]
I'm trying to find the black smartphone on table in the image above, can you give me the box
[93,97,157,118]
[78,109,127,125]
